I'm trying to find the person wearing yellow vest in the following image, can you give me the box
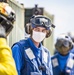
[0,1,17,75]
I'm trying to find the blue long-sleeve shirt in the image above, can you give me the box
[12,37,53,75]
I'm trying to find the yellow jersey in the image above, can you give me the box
[0,38,18,75]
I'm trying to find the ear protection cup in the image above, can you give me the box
[67,32,74,43]
[25,23,32,34]
[0,14,13,36]
[46,29,52,38]
[65,35,73,49]
[69,41,73,50]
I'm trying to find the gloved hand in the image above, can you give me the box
[60,71,70,75]
[60,72,65,75]
[0,2,16,36]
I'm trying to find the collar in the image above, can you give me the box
[27,37,42,57]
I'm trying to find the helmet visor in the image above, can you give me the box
[30,16,52,28]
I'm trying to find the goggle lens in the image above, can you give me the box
[30,16,52,28]
[55,40,69,48]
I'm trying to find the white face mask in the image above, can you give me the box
[32,30,46,42]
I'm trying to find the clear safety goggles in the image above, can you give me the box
[30,16,52,28]
[55,39,70,48]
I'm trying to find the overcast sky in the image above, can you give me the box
[16,0,74,41]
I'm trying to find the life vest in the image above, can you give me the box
[12,39,52,75]
[51,53,74,75]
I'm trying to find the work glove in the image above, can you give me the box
[0,2,16,37]
[60,71,70,75]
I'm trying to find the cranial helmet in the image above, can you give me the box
[30,15,55,29]
[26,15,55,38]
[0,2,16,36]
[55,33,73,48]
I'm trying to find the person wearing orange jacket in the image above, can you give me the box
[0,1,17,75]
